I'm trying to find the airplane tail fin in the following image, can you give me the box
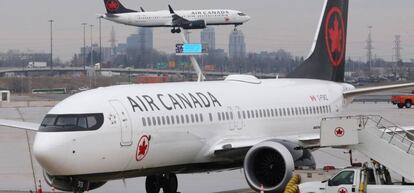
[103,0,137,14]
[287,0,349,82]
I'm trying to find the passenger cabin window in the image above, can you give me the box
[142,118,146,126]
[329,171,355,186]
[39,114,104,132]
[147,117,152,126]
[152,117,157,126]
[176,115,180,124]
[166,116,170,125]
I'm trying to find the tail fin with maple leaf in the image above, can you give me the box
[288,0,348,82]
[103,0,137,14]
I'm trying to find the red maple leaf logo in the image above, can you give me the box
[324,7,345,67]
[329,16,342,53]
[335,127,344,137]
[138,140,148,156]
[136,135,150,161]
[338,188,348,193]
[106,0,119,11]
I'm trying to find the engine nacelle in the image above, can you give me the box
[44,171,106,192]
[182,20,207,29]
[243,140,315,192]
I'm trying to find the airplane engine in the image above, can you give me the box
[243,140,315,192]
[182,20,206,29]
[44,171,106,192]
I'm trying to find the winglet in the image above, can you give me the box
[140,7,145,12]
[168,4,175,14]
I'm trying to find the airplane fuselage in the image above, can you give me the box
[103,9,250,27]
[33,76,354,181]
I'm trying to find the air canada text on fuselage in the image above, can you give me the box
[127,92,222,112]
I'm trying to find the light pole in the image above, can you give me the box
[82,23,87,71]
[49,20,54,70]
[99,17,102,64]
[90,24,94,66]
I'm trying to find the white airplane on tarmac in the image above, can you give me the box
[1,0,414,193]
[101,0,251,33]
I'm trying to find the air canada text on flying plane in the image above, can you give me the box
[191,10,230,15]
[127,92,222,112]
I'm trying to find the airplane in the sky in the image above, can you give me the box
[1,0,414,193]
[100,0,251,33]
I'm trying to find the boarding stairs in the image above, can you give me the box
[319,115,414,182]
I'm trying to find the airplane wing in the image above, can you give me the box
[343,82,414,98]
[211,125,414,159]
[104,13,120,18]
[0,119,40,131]
[168,5,190,26]
[211,134,320,159]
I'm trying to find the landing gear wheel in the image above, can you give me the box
[405,100,412,108]
[162,173,178,193]
[171,28,181,33]
[398,103,405,109]
[145,176,161,193]
[72,180,87,193]
[234,24,240,31]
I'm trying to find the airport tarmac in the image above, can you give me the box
[0,101,413,193]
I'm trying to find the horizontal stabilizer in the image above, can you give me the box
[344,82,414,98]
[0,119,40,131]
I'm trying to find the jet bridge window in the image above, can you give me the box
[39,114,104,132]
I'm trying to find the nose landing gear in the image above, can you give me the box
[171,28,182,33]
[234,24,241,31]
[145,173,178,193]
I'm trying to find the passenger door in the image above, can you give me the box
[234,106,244,131]
[227,106,244,132]
[109,99,133,146]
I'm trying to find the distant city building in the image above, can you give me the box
[140,28,153,50]
[126,33,140,49]
[0,50,50,67]
[201,27,216,50]
[229,30,246,59]
[126,28,153,50]
[117,43,127,55]
[210,49,227,58]
[79,44,113,63]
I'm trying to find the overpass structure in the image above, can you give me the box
[0,67,278,79]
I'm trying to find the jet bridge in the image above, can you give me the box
[320,115,414,182]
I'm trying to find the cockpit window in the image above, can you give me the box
[238,12,247,16]
[39,113,104,132]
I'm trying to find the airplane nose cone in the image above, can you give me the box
[245,15,251,22]
[33,133,69,175]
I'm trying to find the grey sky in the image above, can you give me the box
[0,0,413,62]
